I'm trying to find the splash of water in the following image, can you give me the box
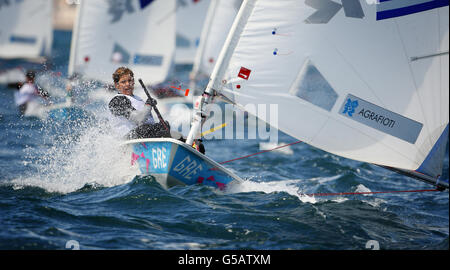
[227,178,318,203]
[10,109,137,194]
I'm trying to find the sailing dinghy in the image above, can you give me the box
[126,0,449,191]
[124,138,243,189]
[0,0,52,60]
[68,0,176,86]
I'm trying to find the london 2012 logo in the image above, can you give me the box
[342,98,359,117]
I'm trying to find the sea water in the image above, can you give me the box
[0,31,448,251]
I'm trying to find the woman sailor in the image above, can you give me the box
[108,67,170,139]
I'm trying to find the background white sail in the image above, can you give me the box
[68,0,176,85]
[0,0,53,59]
[190,0,243,90]
[214,0,449,179]
[174,0,210,64]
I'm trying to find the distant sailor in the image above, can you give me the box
[14,70,50,115]
[108,67,171,139]
[65,73,81,104]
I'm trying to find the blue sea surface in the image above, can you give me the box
[0,30,448,251]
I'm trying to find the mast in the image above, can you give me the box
[186,0,257,145]
[68,2,82,77]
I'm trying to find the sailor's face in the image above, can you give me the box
[116,74,135,95]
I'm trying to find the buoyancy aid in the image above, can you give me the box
[108,94,155,138]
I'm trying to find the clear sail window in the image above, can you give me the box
[289,60,338,112]
[176,34,191,48]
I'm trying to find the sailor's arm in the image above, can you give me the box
[109,96,134,119]
[108,96,153,125]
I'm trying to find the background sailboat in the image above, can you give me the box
[174,0,210,65]
[187,0,449,190]
[0,0,53,61]
[0,0,53,87]
[189,0,243,94]
[68,0,176,86]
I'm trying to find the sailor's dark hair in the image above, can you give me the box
[26,70,36,80]
[112,67,134,84]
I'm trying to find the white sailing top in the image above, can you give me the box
[108,94,155,138]
[14,83,39,106]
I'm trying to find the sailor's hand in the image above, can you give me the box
[145,98,157,106]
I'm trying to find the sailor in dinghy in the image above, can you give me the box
[14,70,51,116]
[114,66,243,190]
[108,67,172,140]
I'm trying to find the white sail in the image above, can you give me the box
[190,0,243,89]
[0,0,52,59]
[68,0,176,85]
[174,0,210,64]
[194,0,449,184]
